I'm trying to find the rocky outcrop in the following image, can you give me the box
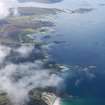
[28,88,57,105]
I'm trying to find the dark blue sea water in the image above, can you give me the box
[47,0,105,104]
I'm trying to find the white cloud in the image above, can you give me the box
[0,1,9,18]
[0,62,63,105]
[0,0,18,18]
[15,45,34,57]
[0,45,11,63]
[0,44,64,105]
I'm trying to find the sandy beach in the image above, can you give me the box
[53,98,61,105]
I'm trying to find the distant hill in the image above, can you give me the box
[18,0,63,3]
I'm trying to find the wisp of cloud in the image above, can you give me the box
[0,44,64,105]
[0,0,19,18]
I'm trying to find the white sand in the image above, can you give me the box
[53,98,61,105]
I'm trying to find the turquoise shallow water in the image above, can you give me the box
[61,97,105,105]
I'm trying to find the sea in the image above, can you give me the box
[47,0,105,105]
[17,0,105,105]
